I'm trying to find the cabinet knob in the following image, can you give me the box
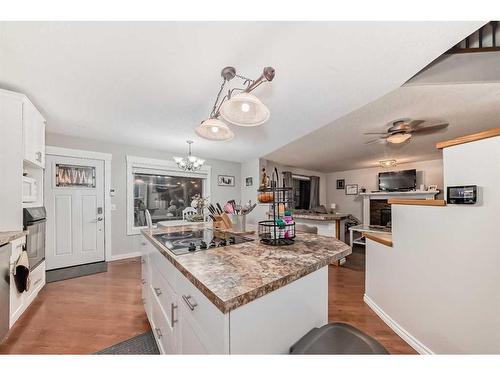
[154,287,162,296]
[35,151,42,162]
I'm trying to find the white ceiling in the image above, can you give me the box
[264,82,500,172]
[0,22,483,162]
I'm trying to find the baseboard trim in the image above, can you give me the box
[363,294,434,355]
[109,251,142,262]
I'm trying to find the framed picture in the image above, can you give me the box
[336,179,345,189]
[245,176,253,187]
[345,184,358,195]
[218,175,235,187]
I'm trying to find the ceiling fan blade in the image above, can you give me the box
[364,138,386,145]
[408,120,425,130]
[363,132,389,135]
[411,123,449,134]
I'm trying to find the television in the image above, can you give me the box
[378,169,416,191]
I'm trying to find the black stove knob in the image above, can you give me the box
[209,240,216,248]
[218,239,227,247]
[188,242,196,252]
[228,237,236,245]
[199,241,207,249]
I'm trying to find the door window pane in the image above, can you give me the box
[133,173,203,227]
[56,164,96,188]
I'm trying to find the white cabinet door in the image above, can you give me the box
[178,303,210,354]
[22,102,45,168]
[9,237,26,327]
[0,92,23,231]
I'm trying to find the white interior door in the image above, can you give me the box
[44,155,105,270]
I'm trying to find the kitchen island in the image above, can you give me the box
[140,224,351,354]
[293,212,349,241]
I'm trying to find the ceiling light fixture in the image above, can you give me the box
[196,66,275,140]
[379,159,397,168]
[195,118,234,141]
[173,140,205,172]
[386,133,412,144]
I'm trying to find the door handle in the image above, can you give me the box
[155,328,163,339]
[171,303,178,327]
[182,295,198,311]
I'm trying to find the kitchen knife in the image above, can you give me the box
[216,202,223,214]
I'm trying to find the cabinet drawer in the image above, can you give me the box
[151,265,177,328]
[176,272,229,353]
[150,287,176,354]
[149,243,177,289]
[26,260,45,304]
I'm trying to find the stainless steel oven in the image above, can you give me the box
[23,207,46,270]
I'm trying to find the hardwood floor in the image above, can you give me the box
[1,247,415,354]
[328,246,416,354]
[0,258,150,354]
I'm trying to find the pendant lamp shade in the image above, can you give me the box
[195,118,234,141]
[219,92,270,127]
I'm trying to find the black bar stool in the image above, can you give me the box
[290,323,389,354]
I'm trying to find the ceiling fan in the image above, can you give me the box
[364,119,449,145]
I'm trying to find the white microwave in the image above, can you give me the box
[22,176,38,203]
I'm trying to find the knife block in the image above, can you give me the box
[212,213,233,231]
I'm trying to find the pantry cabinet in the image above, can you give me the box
[22,100,46,169]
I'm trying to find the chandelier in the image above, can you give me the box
[173,140,205,172]
[195,66,275,141]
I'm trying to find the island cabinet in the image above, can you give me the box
[140,237,229,354]
[139,231,341,354]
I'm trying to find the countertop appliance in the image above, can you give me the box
[0,243,10,342]
[153,228,254,256]
[378,169,417,192]
[23,207,46,270]
[447,185,477,204]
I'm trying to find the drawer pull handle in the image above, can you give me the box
[36,151,42,162]
[154,287,162,296]
[182,294,198,311]
[171,303,178,327]
[141,242,147,246]
[141,258,146,264]
[141,279,147,285]
[155,328,163,339]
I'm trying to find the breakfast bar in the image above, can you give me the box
[140,224,351,354]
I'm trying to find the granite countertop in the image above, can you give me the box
[0,230,27,247]
[142,225,351,313]
[292,213,349,221]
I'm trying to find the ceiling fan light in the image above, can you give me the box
[387,133,411,144]
[220,92,270,127]
[379,159,397,168]
[195,118,234,141]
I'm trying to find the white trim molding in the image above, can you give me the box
[45,146,113,263]
[126,155,212,236]
[363,294,434,355]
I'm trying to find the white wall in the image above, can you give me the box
[46,133,241,258]
[262,159,327,206]
[240,158,268,225]
[365,136,500,354]
[326,159,443,220]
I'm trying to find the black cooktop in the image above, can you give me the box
[153,228,254,255]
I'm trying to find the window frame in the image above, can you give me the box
[126,155,211,235]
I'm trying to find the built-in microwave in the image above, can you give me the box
[22,176,38,203]
[447,185,477,204]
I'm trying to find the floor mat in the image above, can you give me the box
[96,330,160,355]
